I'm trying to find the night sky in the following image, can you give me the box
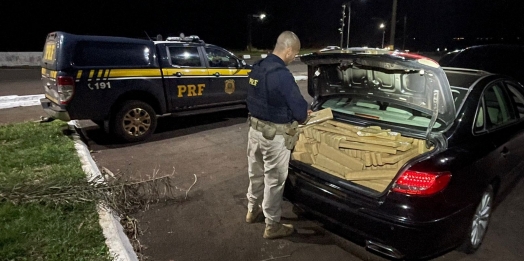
[1,0,522,52]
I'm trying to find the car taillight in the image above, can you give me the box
[57,76,75,105]
[391,170,451,196]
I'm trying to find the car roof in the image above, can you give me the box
[439,44,524,84]
[52,31,153,45]
[461,43,524,51]
[443,68,492,89]
[152,41,227,50]
[440,44,524,63]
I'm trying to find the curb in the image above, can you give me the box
[68,120,139,261]
[294,75,307,81]
[0,94,44,109]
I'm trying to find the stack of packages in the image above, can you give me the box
[292,108,432,192]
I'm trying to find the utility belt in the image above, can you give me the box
[248,116,300,150]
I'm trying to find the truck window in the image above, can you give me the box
[168,47,202,67]
[205,48,238,68]
[73,41,152,67]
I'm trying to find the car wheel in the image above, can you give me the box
[459,185,494,254]
[112,100,157,142]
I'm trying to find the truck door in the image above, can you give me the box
[205,47,249,105]
[164,45,210,109]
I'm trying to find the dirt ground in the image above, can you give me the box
[0,106,45,125]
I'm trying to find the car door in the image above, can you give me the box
[499,82,524,185]
[474,81,522,192]
[205,47,249,104]
[164,45,210,108]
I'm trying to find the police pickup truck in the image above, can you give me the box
[40,31,251,142]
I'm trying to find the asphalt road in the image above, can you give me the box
[2,66,524,261]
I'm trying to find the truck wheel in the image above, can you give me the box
[112,100,157,142]
[459,185,493,254]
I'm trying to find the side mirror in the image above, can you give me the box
[238,59,246,68]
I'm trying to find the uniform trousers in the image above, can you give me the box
[246,126,291,225]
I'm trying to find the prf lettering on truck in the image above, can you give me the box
[178,84,206,97]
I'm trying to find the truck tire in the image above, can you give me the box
[459,184,493,254]
[112,100,157,142]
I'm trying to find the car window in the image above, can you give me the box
[205,48,238,68]
[475,105,484,129]
[450,86,468,111]
[506,83,524,119]
[320,97,442,130]
[476,83,516,131]
[168,46,202,67]
[73,41,152,67]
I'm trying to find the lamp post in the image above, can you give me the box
[346,2,351,49]
[380,23,386,49]
[247,13,266,52]
[402,15,407,50]
[389,0,398,49]
[339,4,346,48]
[339,3,352,49]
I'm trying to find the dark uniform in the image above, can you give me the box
[246,54,308,124]
[245,53,308,227]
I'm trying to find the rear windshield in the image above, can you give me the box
[314,65,440,118]
[73,41,152,67]
[320,85,468,130]
[320,97,444,130]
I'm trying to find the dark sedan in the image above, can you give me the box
[284,48,524,260]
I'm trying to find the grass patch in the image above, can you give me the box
[0,121,112,261]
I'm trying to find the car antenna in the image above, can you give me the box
[144,31,152,41]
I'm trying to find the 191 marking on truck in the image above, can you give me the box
[88,82,112,90]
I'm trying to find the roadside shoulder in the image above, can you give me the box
[68,120,139,261]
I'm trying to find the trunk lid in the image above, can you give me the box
[301,48,456,131]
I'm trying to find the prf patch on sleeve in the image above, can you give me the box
[249,78,258,86]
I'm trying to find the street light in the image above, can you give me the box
[380,23,386,49]
[339,4,346,48]
[247,13,266,52]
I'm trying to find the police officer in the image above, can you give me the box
[245,31,310,239]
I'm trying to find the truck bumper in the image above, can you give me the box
[40,98,70,121]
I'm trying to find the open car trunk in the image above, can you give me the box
[292,50,456,193]
[291,109,434,193]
